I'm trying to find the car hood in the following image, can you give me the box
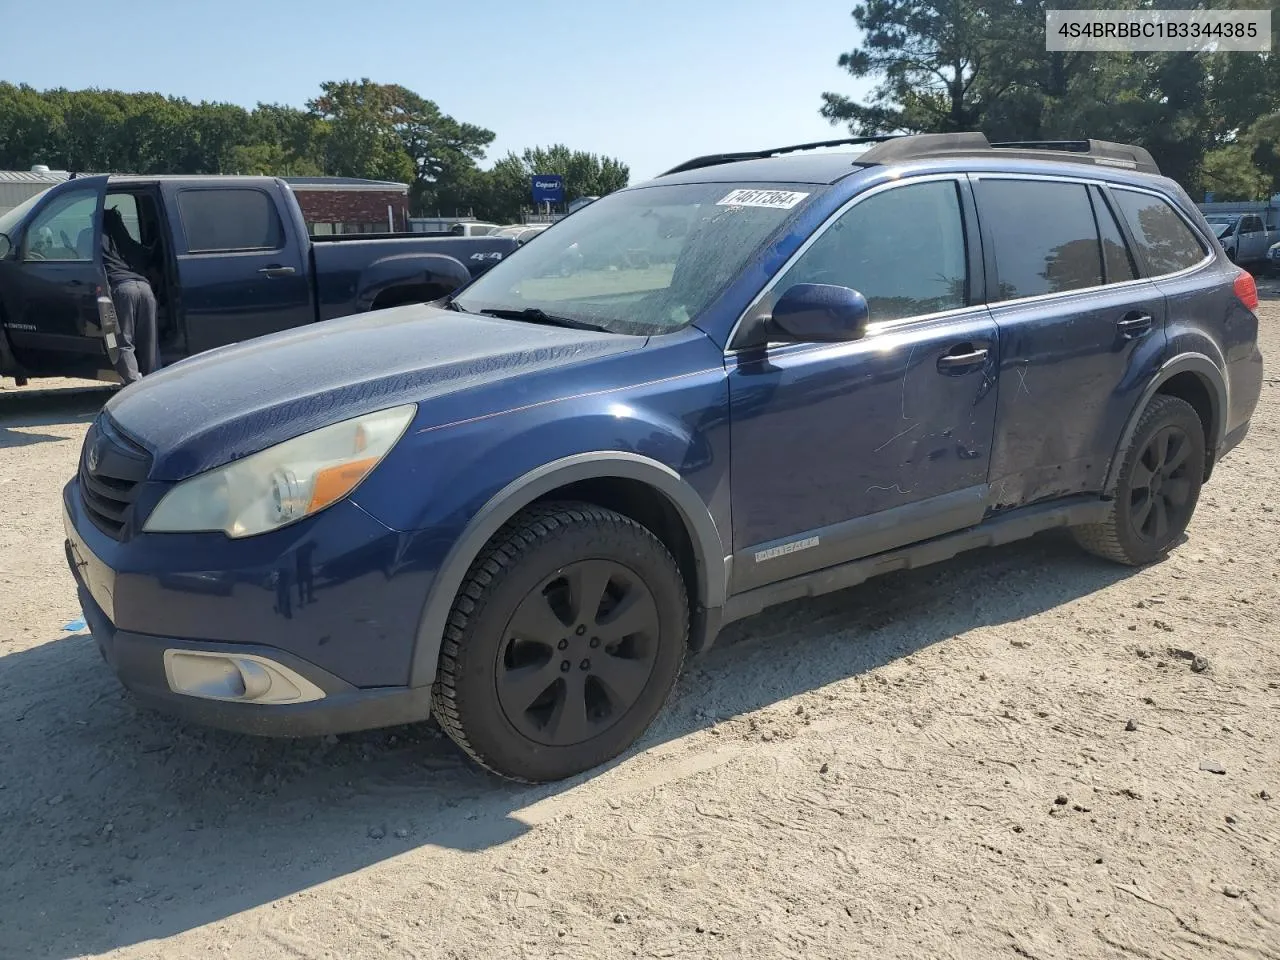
[105,303,645,480]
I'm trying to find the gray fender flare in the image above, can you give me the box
[408,452,727,687]
[1103,352,1228,495]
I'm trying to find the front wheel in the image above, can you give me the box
[431,502,689,782]
[1073,394,1206,565]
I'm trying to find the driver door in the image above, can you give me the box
[726,176,1000,592]
[0,176,112,377]
[1240,215,1267,261]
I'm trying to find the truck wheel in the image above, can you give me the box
[1073,395,1205,566]
[432,502,688,782]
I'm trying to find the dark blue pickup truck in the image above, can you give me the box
[0,175,516,383]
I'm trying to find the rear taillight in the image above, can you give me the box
[1234,269,1259,311]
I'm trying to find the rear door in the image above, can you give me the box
[0,176,112,377]
[975,175,1168,508]
[163,181,311,356]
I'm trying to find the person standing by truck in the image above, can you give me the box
[0,174,518,386]
[101,205,158,384]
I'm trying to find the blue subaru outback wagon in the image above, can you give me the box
[64,133,1263,782]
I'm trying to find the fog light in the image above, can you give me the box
[163,650,325,704]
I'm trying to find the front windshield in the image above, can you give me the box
[453,181,821,335]
[0,187,50,239]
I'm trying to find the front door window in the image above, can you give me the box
[23,191,98,262]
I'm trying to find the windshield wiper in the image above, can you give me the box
[476,307,610,333]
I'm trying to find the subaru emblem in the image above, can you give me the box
[86,439,101,473]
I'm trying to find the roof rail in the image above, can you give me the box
[857,132,1160,174]
[660,136,901,176]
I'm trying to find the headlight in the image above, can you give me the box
[143,404,416,538]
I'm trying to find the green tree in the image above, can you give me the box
[0,80,630,221]
[463,144,629,222]
[243,103,327,175]
[820,0,1038,134]
[307,79,415,183]
[820,1,1280,195]
[0,83,63,170]
[380,84,495,211]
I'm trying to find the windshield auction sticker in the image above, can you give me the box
[1046,9,1270,52]
[716,189,810,210]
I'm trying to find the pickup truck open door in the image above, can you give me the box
[0,175,117,379]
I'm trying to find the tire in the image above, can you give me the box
[1073,394,1206,566]
[431,502,689,782]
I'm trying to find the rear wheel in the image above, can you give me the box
[1073,394,1205,565]
[431,502,688,782]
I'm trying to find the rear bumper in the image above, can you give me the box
[75,577,432,737]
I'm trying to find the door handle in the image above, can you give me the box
[1117,313,1153,340]
[936,345,989,373]
[258,265,296,278]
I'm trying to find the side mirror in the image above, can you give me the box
[771,283,869,343]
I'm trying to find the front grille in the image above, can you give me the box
[79,416,152,539]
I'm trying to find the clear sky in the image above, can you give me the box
[1,0,871,182]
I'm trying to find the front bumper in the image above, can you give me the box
[63,476,439,736]
[72,569,433,737]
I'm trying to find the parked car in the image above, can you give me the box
[1267,239,1280,269]
[0,176,517,383]
[1203,213,1273,264]
[492,224,551,244]
[63,133,1263,782]
[448,221,502,237]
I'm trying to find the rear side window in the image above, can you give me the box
[1111,189,1207,276]
[177,189,284,253]
[978,180,1102,300]
[105,194,142,243]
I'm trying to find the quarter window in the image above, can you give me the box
[1111,189,1207,276]
[177,189,283,253]
[1091,188,1137,284]
[979,180,1102,301]
[768,180,968,323]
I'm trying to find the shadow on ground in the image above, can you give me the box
[0,529,1142,959]
[0,386,110,450]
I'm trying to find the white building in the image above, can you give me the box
[0,166,70,215]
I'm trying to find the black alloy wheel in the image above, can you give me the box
[496,559,662,747]
[432,503,688,782]
[1073,394,1206,566]
[1128,423,1196,544]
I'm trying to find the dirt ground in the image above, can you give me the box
[1,298,1277,960]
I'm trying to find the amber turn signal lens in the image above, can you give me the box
[306,457,378,512]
